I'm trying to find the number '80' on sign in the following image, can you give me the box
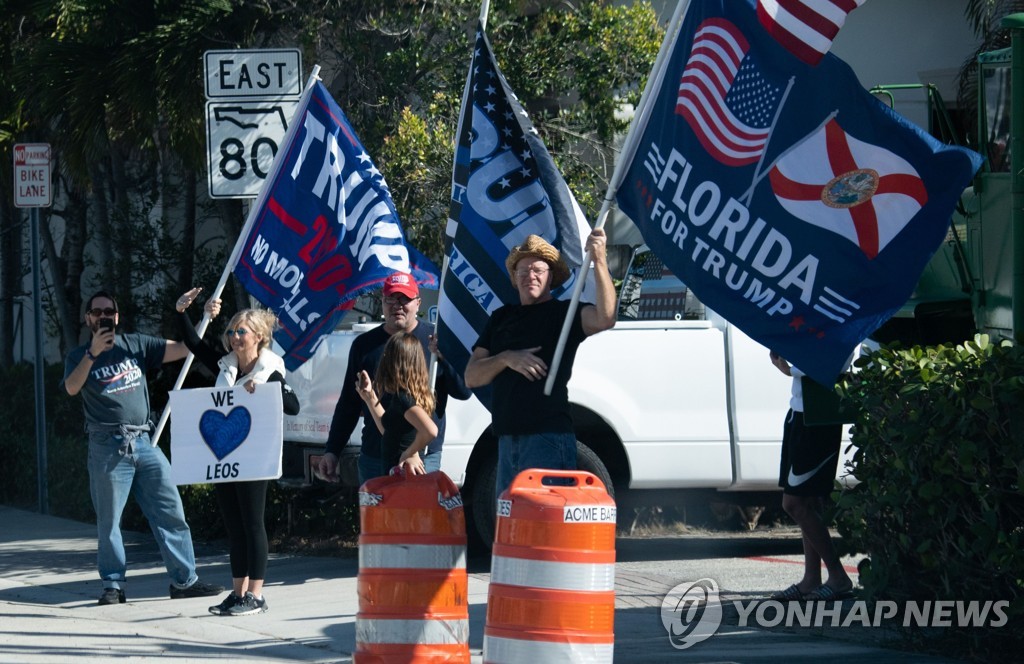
[205,99,301,199]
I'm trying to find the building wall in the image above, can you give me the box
[833,0,976,126]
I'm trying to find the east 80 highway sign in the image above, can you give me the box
[205,99,300,199]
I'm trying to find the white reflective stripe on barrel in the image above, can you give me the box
[483,634,614,663]
[356,617,470,644]
[358,543,467,570]
[490,554,615,591]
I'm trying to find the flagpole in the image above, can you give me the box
[430,1,491,388]
[740,108,838,205]
[151,65,322,446]
[543,0,691,395]
[740,76,796,206]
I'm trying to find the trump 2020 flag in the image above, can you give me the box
[436,23,593,378]
[234,81,439,370]
[169,384,283,485]
[615,0,982,386]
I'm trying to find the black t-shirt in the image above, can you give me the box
[474,298,587,436]
[379,391,417,472]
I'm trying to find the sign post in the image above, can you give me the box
[14,142,52,515]
[203,49,302,199]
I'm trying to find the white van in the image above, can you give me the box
[279,246,856,543]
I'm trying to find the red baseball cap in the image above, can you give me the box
[382,272,419,299]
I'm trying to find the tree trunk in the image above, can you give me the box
[180,170,197,290]
[108,141,135,328]
[39,184,87,354]
[216,198,249,309]
[62,184,89,348]
[86,159,115,289]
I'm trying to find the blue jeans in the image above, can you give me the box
[87,431,198,590]
[496,432,577,499]
[422,451,442,474]
[358,453,383,486]
[360,451,441,484]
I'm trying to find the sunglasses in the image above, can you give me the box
[225,328,249,337]
[88,308,118,317]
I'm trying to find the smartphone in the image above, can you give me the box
[99,319,114,332]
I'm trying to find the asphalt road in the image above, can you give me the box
[0,505,967,662]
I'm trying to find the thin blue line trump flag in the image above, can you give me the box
[437,23,593,382]
[615,0,982,385]
[234,81,439,370]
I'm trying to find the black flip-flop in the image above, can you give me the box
[769,584,805,601]
[803,584,854,601]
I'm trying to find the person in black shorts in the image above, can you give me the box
[769,351,854,602]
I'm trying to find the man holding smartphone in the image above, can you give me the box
[63,290,223,606]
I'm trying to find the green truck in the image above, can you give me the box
[875,14,1024,347]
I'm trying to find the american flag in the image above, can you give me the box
[436,23,593,391]
[676,18,781,167]
[757,0,867,66]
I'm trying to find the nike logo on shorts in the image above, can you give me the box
[787,452,838,487]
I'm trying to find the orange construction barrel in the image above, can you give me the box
[355,470,470,663]
[483,469,616,663]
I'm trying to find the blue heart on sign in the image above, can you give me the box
[199,407,252,461]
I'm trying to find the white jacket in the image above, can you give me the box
[216,347,286,388]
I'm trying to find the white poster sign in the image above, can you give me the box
[169,383,283,485]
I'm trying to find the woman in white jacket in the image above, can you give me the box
[176,288,299,617]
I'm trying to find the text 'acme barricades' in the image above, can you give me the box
[484,470,617,663]
[356,470,469,663]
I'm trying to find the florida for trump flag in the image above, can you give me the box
[233,81,439,370]
[615,0,982,386]
[436,23,593,382]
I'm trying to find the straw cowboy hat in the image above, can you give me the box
[505,235,571,288]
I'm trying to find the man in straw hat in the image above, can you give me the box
[465,229,616,497]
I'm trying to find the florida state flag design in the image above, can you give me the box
[769,118,928,259]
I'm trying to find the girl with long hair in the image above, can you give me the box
[355,332,437,475]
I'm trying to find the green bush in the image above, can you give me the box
[0,362,90,512]
[835,335,1024,657]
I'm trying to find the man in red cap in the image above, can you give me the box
[318,273,470,483]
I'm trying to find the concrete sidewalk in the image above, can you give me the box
[0,505,960,662]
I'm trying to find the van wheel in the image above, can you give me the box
[576,441,615,500]
[469,453,498,552]
[469,440,614,550]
